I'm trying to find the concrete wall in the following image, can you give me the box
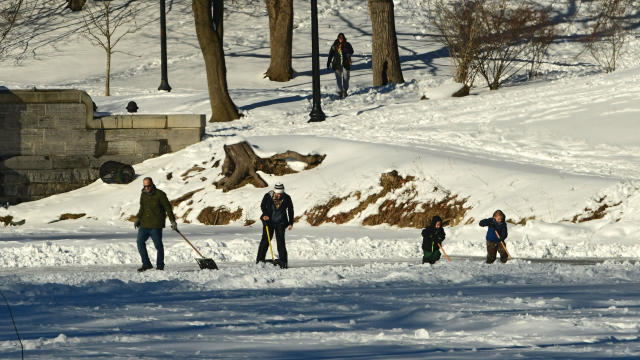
[0,89,205,204]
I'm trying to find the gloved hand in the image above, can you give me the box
[170,221,178,231]
[134,219,141,229]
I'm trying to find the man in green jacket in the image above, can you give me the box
[134,177,177,272]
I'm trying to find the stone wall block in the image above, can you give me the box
[1,156,53,170]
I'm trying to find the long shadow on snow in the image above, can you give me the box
[2,275,638,342]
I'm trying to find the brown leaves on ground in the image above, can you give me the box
[197,206,243,225]
[569,195,622,223]
[303,170,471,228]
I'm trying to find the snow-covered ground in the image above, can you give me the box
[1,0,639,358]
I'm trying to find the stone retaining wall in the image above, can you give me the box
[0,89,205,204]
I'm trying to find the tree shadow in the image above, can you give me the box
[239,95,309,111]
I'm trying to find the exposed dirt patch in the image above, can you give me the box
[569,195,622,223]
[304,195,348,226]
[244,219,256,226]
[58,213,86,221]
[363,192,470,228]
[166,172,173,180]
[197,206,243,225]
[181,208,193,224]
[302,170,470,228]
[171,188,204,207]
[507,216,536,225]
[181,165,206,181]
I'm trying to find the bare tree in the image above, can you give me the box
[264,0,293,82]
[0,0,24,58]
[430,0,482,86]
[192,0,240,122]
[368,0,404,86]
[583,0,637,72]
[526,6,555,79]
[82,0,139,96]
[473,0,548,90]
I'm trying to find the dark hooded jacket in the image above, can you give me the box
[261,190,294,227]
[327,33,354,71]
[421,216,445,253]
[136,185,176,229]
[479,210,508,243]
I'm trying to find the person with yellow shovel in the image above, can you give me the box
[256,183,294,269]
[479,209,511,264]
[421,215,449,264]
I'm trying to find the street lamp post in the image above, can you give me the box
[308,0,325,122]
[158,0,172,92]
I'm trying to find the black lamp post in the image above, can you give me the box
[308,0,325,122]
[158,0,172,92]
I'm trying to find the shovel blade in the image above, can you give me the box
[196,258,218,270]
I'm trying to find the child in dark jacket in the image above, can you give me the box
[422,215,445,264]
[479,209,508,264]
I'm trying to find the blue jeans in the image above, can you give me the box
[137,227,164,268]
[334,69,350,93]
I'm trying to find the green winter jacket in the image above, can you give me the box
[136,187,176,229]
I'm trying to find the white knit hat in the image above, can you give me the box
[274,182,284,194]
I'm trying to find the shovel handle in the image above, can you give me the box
[437,242,451,262]
[175,230,206,258]
[500,241,513,260]
[265,225,275,261]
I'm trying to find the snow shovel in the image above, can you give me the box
[495,230,513,260]
[175,230,218,270]
[264,225,284,268]
[437,242,451,262]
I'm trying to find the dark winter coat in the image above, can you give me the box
[261,191,294,227]
[479,211,508,243]
[136,186,176,229]
[327,36,354,71]
[421,216,446,253]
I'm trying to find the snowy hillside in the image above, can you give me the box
[1,0,640,358]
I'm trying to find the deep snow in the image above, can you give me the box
[1,0,640,358]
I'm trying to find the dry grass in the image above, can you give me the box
[302,170,470,228]
[181,208,193,224]
[304,196,347,226]
[170,188,204,207]
[59,213,86,221]
[197,206,243,225]
[507,216,536,225]
[181,165,206,180]
[127,215,136,222]
[363,193,470,228]
[569,195,622,223]
[0,215,13,226]
[244,219,256,226]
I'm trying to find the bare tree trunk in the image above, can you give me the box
[264,0,293,82]
[67,0,86,11]
[193,0,239,122]
[368,0,404,86]
[106,50,111,96]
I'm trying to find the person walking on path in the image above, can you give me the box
[134,177,177,272]
[479,210,509,264]
[327,33,354,98]
[256,182,294,269]
[421,215,446,264]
